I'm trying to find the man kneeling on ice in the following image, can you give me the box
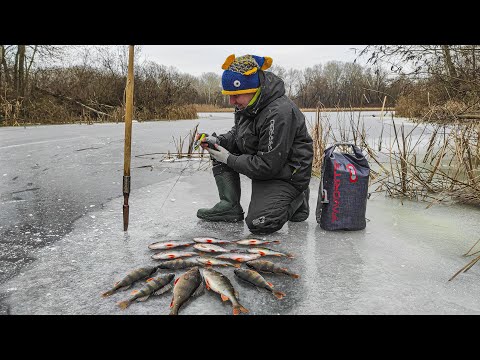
[195,54,313,235]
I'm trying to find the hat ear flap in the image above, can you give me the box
[261,56,273,70]
[222,54,236,70]
[244,67,258,76]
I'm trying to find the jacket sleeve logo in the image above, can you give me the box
[268,119,275,152]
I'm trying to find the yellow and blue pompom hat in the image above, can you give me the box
[221,54,273,95]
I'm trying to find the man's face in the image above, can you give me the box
[228,93,255,110]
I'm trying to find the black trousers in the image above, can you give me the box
[213,162,304,234]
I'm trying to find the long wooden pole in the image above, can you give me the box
[123,45,135,231]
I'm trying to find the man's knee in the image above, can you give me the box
[246,211,287,235]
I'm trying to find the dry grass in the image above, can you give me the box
[396,90,480,123]
[308,106,480,207]
[301,107,395,112]
[194,103,396,113]
[373,118,479,207]
[307,109,331,176]
[194,104,234,112]
[449,238,480,281]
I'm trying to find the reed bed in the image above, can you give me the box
[308,107,480,207]
[195,103,395,114]
[162,123,212,171]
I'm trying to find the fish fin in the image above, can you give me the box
[267,282,274,288]
[291,273,300,279]
[174,277,180,285]
[101,289,114,298]
[146,278,154,282]
[273,291,286,299]
[287,254,295,259]
[130,290,140,295]
[259,251,266,256]
[192,282,205,297]
[153,283,173,296]
[114,281,120,286]
[220,294,229,302]
[117,300,130,310]
[205,279,211,290]
[122,284,132,291]
[233,304,249,315]
[234,290,239,298]
[273,240,281,244]
[233,263,241,268]
[169,298,174,308]
[136,295,150,302]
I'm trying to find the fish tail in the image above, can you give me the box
[273,291,286,299]
[117,300,131,310]
[101,289,115,298]
[233,263,241,268]
[233,304,249,315]
[291,273,300,279]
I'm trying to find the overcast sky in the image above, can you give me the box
[139,45,367,77]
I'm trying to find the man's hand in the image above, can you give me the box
[207,144,230,164]
[195,133,218,150]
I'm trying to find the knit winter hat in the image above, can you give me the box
[221,54,273,95]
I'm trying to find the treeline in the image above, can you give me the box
[3,45,477,125]
[195,62,407,109]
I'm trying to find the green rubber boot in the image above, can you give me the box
[197,171,244,222]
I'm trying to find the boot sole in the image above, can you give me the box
[197,212,244,222]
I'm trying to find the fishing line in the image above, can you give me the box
[158,158,196,213]
[142,151,211,227]
[158,152,212,212]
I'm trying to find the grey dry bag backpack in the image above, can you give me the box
[316,143,370,231]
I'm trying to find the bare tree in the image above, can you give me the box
[196,72,222,105]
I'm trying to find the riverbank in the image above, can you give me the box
[195,107,396,113]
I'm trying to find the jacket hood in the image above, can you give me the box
[239,71,286,117]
